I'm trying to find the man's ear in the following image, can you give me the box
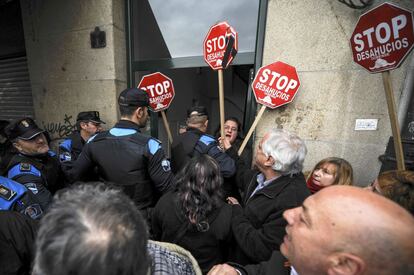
[135,107,144,118]
[204,119,209,128]
[13,141,22,152]
[327,253,365,275]
[264,155,275,167]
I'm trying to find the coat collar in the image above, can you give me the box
[114,120,142,132]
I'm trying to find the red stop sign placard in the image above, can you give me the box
[350,2,414,73]
[252,61,300,109]
[203,21,238,70]
[137,72,175,112]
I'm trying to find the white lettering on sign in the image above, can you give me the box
[149,92,172,104]
[140,81,171,97]
[206,35,226,53]
[356,38,409,61]
[258,69,298,92]
[353,14,407,52]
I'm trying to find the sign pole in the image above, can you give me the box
[161,110,173,144]
[382,71,405,170]
[238,105,266,156]
[218,69,225,139]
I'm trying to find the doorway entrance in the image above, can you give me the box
[126,0,267,153]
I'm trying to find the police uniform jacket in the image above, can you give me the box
[6,151,63,212]
[67,120,174,210]
[226,147,310,265]
[58,131,84,162]
[171,127,236,177]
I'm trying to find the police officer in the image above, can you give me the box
[67,88,174,219]
[59,111,105,162]
[171,106,236,178]
[4,118,64,214]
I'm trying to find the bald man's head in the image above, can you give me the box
[281,186,414,275]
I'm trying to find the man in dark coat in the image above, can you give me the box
[221,128,310,265]
[59,111,105,163]
[171,106,235,178]
[208,186,414,275]
[4,118,64,213]
[66,88,174,222]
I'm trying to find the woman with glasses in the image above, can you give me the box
[306,157,353,194]
[367,170,414,215]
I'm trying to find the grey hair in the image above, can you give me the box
[33,183,149,275]
[261,129,307,176]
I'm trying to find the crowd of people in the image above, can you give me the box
[0,87,413,275]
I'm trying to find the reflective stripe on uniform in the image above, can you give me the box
[109,128,137,137]
[8,164,41,179]
[199,135,215,145]
[148,139,161,155]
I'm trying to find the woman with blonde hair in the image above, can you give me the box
[306,157,353,194]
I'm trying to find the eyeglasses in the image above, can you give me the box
[369,180,382,194]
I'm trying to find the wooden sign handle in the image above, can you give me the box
[382,71,405,170]
[161,110,173,144]
[238,105,267,156]
[218,69,225,139]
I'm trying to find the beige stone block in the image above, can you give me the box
[264,0,357,71]
[302,139,345,173]
[114,27,127,82]
[32,80,118,138]
[28,28,116,84]
[20,0,113,36]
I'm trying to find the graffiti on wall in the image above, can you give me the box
[42,114,76,138]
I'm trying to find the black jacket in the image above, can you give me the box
[230,250,291,275]
[67,120,174,210]
[0,211,38,275]
[58,131,84,162]
[152,191,234,274]
[227,147,310,265]
[171,127,235,178]
[6,151,64,211]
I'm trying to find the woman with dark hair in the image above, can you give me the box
[152,154,233,274]
[215,117,252,199]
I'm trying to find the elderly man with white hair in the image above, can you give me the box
[221,128,310,265]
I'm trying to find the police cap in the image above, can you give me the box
[5,117,45,140]
[187,106,209,119]
[118,88,149,107]
[76,111,105,124]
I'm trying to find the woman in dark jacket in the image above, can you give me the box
[152,155,234,274]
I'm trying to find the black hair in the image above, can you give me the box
[176,155,223,231]
[119,105,139,117]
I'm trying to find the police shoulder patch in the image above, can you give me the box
[20,163,31,171]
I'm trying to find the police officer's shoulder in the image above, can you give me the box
[86,133,99,143]
[59,138,72,151]
[147,137,163,155]
[199,134,217,145]
[8,162,41,178]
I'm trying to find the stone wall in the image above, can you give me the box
[19,0,126,143]
[259,0,414,184]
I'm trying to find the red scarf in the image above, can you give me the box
[306,177,325,194]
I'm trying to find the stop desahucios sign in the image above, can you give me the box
[203,21,238,70]
[252,61,300,109]
[137,72,175,112]
[350,2,414,73]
